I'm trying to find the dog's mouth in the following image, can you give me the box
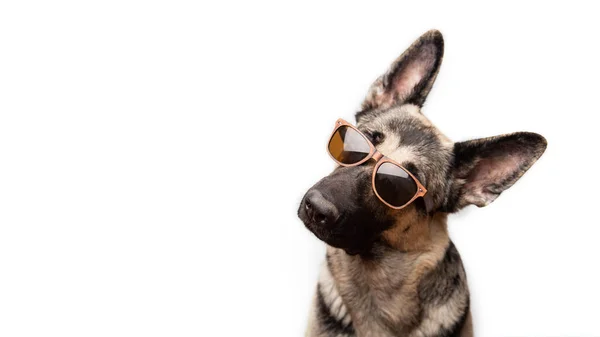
[302,219,332,242]
[300,218,369,255]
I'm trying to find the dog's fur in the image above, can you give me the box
[298,30,547,337]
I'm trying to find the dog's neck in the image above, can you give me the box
[325,213,451,335]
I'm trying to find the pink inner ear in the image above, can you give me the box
[463,153,525,206]
[392,44,437,100]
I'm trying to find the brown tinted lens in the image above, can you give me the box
[374,162,418,207]
[328,126,371,164]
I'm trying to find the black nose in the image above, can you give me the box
[303,190,339,225]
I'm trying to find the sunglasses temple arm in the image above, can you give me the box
[424,193,434,214]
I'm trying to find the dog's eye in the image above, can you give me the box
[364,131,384,145]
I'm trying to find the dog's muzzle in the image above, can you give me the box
[300,190,340,227]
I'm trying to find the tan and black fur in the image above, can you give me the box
[298,30,546,337]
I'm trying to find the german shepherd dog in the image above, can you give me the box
[297,30,547,337]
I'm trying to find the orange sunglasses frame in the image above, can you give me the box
[327,118,429,210]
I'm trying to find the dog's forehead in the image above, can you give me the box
[357,104,452,165]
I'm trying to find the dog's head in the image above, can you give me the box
[297,30,547,255]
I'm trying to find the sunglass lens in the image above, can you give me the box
[374,162,418,207]
[328,126,371,165]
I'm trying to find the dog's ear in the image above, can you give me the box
[443,132,547,212]
[359,30,444,114]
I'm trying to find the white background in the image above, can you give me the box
[1,1,599,336]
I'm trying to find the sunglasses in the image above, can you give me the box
[327,118,430,210]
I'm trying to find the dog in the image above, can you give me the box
[297,30,547,337]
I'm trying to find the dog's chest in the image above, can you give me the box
[327,248,422,335]
[322,241,471,337]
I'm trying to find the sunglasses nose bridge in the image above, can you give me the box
[371,151,384,162]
